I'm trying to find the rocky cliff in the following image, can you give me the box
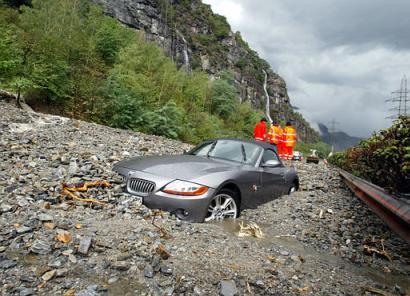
[92,0,319,142]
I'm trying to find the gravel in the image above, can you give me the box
[0,101,409,295]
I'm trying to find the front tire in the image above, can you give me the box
[204,189,239,222]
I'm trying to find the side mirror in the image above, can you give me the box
[262,159,281,168]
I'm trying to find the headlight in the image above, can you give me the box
[162,180,208,196]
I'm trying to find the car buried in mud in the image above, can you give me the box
[113,138,299,222]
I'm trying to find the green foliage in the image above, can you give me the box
[92,14,132,65]
[329,117,410,194]
[210,71,238,119]
[99,76,143,129]
[209,14,230,39]
[1,0,31,7]
[138,101,183,139]
[0,0,289,146]
[0,9,22,84]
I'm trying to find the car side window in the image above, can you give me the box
[262,149,279,164]
[191,142,214,156]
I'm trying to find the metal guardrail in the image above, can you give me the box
[339,170,410,245]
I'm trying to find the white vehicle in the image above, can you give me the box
[292,151,302,161]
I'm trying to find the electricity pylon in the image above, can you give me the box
[328,118,340,154]
[386,75,409,120]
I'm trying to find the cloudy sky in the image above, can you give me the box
[203,0,410,137]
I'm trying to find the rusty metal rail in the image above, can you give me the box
[339,170,410,244]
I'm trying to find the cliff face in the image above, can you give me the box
[92,0,319,142]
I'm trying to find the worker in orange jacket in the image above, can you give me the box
[283,121,297,160]
[253,118,267,142]
[267,121,284,157]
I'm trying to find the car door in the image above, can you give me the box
[259,149,286,203]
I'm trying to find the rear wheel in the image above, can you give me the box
[204,189,239,222]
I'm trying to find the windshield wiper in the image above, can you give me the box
[241,144,247,163]
[206,141,217,158]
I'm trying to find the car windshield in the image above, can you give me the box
[190,140,261,165]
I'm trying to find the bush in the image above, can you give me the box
[0,0,304,147]
[329,117,410,194]
[138,101,183,139]
[210,71,238,119]
[209,14,230,39]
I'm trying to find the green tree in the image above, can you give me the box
[210,70,238,119]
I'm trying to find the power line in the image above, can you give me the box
[386,75,409,120]
[328,118,340,134]
[327,118,340,152]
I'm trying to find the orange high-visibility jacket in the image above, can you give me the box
[253,121,267,141]
[283,126,297,147]
[268,125,283,145]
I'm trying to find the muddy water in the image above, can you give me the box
[215,219,410,291]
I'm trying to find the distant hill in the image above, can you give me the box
[318,123,362,151]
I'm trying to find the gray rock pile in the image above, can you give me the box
[0,101,408,295]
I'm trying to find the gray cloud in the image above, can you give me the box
[204,0,410,137]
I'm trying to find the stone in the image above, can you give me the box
[62,249,73,256]
[112,261,130,271]
[19,288,35,296]
[38,214,53,222]
[17,197,30,207]
[16,226,32,234]
[90,155,99,162]
[0,259,17,269]
[75,286,99,296]
[48,259,62,268]
[68,254,77,264]
[30,239,52,255]
[56,268,68,277]
[144,265,154,278]
[1,204,13,213]
[78,236,92,255]
[42,269,56,282]
[160,265,173,276]
[219,280,238,296]
[68,161,78,175]
[5,185,18,193]
[255,279,265,287]
[108,277,118,284]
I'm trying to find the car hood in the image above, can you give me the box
[114,155,238,181]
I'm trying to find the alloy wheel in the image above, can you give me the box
[204,193,238,221]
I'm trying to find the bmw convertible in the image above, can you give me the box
[113,138,299,222]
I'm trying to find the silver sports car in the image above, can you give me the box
[113,138,299,222]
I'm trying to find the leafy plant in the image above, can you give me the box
[329,117,410,194]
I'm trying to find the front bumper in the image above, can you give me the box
[144,190,216,222]
[113,167,215,222]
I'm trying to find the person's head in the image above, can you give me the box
[260,118,267,123]
[272,121,279,126]
[286,121,292,126]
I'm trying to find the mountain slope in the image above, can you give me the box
[92,0,319,142]
[318,123,362,151]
